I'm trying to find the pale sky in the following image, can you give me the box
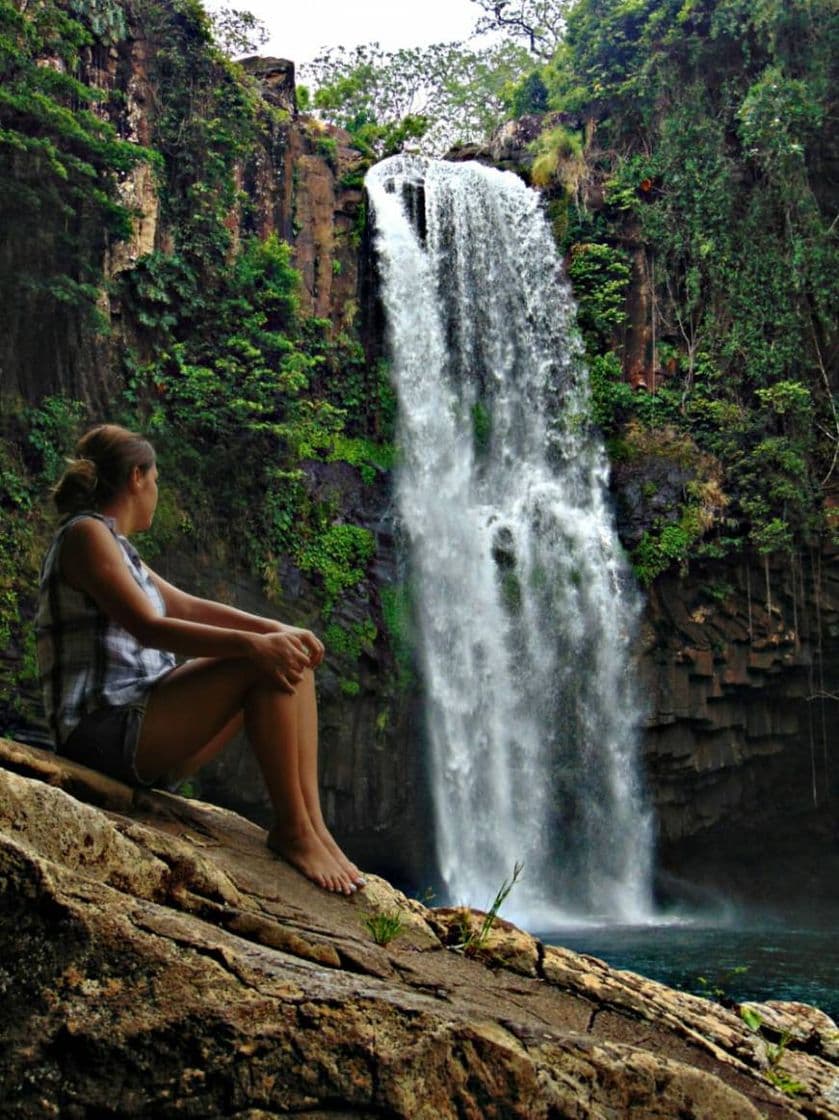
[204,0,482,68]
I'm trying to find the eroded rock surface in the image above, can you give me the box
[2,739,837,1119]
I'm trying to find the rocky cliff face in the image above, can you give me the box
[0,41,366,407]
[3,738,837,1120]
[234,57,366,326]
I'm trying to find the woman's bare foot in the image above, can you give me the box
[314,823,366,887]
[267,823,356,894]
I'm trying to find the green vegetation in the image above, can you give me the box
[515,0,838,577]
[566,243,630,347]
[110,4,388,630]
[362,907,406,946]
[0,396,88,716]
[122,225,382,619]
[304,0,835,576]
[471,400,493,456]
[454,861,524,956]
[379,583,417,691]
[301,39,532,156]
[695,963,749,1006]
[529,124,585,193]
[739,1006,806,1096]
[324,620,378,661]
[695,971,806,1095]
[611,422,728,584]
[0,0,155,348]
[470,0,568,59]
[0,441,36,679]
[297,524,376,612]
[206,4,268,55]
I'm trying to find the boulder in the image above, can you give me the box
[2,738,837,1118]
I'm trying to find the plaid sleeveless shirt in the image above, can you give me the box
[36,512,177,746]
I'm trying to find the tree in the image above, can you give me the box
[301,39,532,157]
[206,5,269,57]
[470,0,570,59]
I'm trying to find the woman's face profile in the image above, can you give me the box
[136,463,159,530]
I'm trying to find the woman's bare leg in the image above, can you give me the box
[297,674,364,883]
[167,673,363,883]
[135,658,356,893]
[295,671,364,883]
[170,712,244,782]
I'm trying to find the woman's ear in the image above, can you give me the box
[129,465,144,489]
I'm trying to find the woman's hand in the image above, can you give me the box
[277,624,325,668]
[250,628,324,691]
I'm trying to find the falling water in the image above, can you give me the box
[366,155,653,925]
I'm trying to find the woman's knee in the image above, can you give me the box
[244,673,299,705]
[244,667,315,710]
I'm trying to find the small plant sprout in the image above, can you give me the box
[739,1005,763,1032]
[738,1006,806,1097]
[362,908,405,947]
[459,861,524,955]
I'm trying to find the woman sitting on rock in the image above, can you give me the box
[36,423,363,895]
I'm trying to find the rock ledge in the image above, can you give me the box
[1,738,836,1119]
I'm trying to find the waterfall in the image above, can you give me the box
[366,155,653,925]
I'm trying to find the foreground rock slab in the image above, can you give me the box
[1,739,836,1119]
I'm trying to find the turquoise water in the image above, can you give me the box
[537,924,839,1020]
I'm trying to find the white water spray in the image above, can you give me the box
[366,155,653,925]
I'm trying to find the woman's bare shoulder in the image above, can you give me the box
[62,514,114,550]
[60,516,124,586]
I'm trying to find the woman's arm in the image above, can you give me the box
[148,570,325,667]
[149,572,281,633]
[59,519,317,687]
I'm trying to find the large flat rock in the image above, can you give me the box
[1,738,836,1118]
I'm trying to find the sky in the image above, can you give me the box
[203,0,482,69]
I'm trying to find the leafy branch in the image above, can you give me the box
[470,0,569,59]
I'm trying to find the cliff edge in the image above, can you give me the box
[1,737,836,1119]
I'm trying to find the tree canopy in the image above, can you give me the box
[206,5,269,56]
[301,39,532,157]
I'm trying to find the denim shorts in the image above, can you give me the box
[60,702,155,788]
